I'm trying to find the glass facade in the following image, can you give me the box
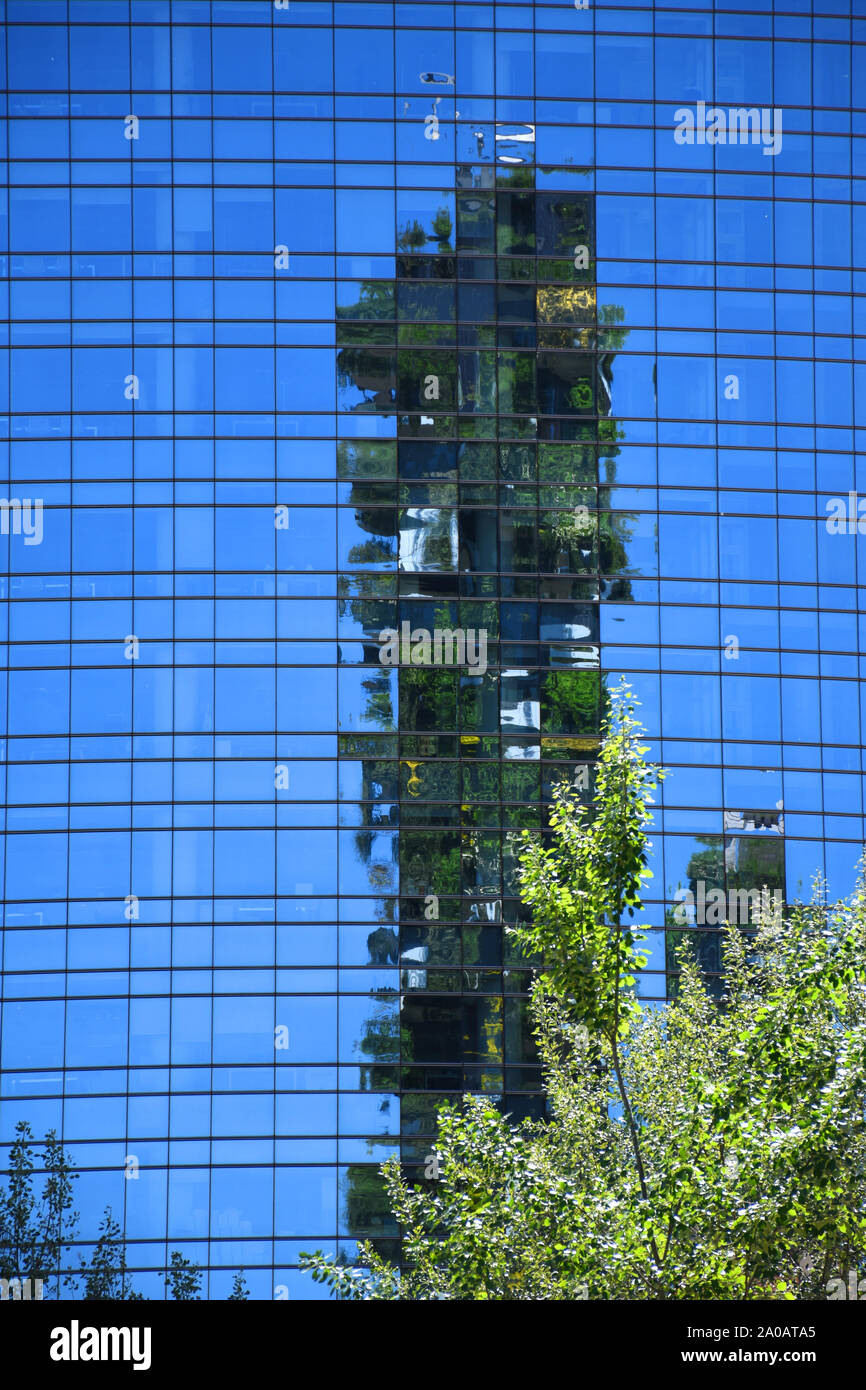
[0,0,863,1298]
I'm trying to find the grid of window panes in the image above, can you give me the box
[338,171,610,1181]
[0,0,863,1298]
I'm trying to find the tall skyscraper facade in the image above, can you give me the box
[0,0,863,1298]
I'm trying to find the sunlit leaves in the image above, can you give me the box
[301,699,866,1301]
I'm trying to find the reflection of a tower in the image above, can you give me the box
[389,163,614,1158]
[334,150,632,1213]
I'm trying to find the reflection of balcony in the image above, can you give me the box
[723,809,785,835]
[548,643,600,670]
[495,123,536,165]
[541,618,594,642]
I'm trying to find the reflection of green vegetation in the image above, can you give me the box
[537,442,595,484]
[459,674,498,734]
[399,669,457,730]
[728,836,785,893]
[568,380,593,411]
[462,762,501,801]
[541,670,601,737]
[597,302,628,351]
[305,693,866,1303]
[459,442,497,479]
[497,350,535,414]
[337,280,395,321]
[397,218,427,251]
[688,838,727,892]
[666,835,785,982]
[337,440,397,478]
[397,206,454,254]
[432,206,454,253]
[400,831,461,896]
[347,538,394,567]
[397,350,457,410]
[498,165,534,189]
[336,283,396,413]
[401,760,459,801]
[341,1164,400,1244]
[353,672,394,733]
[502,763,541,801]
[355,991,405,1080]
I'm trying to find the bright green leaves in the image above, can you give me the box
[301,700,866,1302]
[513,681,662,1040]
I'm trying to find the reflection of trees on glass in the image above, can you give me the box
[397,205,454,254]
[399,669,457,730]
[666,833,785,983]
[337,349,397,414]
[336,281,397,415]
[340,1165,400,1257]
[687,836,728,893]
[346,534,395,567]
[334,167,649,1134]
[726,834,785,894]
[540,670,601,736]
[666,835,729,979]
[400,830,461,897]
[355,990,406,1091]
[356,673,394,732]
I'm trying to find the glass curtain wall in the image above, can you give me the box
[0,0,862,1296]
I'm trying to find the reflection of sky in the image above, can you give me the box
[2,2,862,1299]
[339,829,398,896]
[398,507,459,571]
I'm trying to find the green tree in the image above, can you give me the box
[0,1122,78,1297]
[301,685,866,1300]
[165,1250,202,1301]
[0,1127,250,1300]
[228,1270,250,1301]
[82,1206,143,1301]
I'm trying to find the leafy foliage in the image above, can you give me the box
[0,1124,246,1299]
[301,685,866,1300]
[0,1122,78,1295]
[165,1250,203,1301]
[82,1207,143,1300]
